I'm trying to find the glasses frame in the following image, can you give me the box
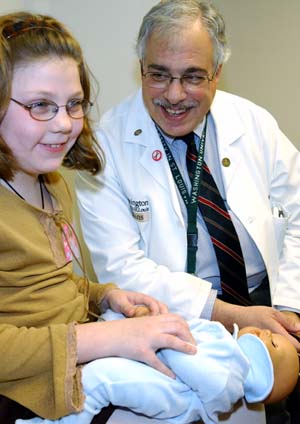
[10,97,93,121]
[142,64,219,91]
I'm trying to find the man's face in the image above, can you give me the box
[141,20,221,138]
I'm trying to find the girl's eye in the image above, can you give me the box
[31,101,52,110]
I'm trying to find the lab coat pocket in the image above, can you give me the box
[272,204,288,254]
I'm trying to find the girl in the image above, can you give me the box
[0,11,196,423]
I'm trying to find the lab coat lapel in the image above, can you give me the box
[211,93,256,220]
[210,92,245,192]
[210,92,273,270]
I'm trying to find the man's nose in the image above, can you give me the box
[163,78,187,104]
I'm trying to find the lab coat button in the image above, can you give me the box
[134,129,142,136]
[222,157,231,167]
[248,216,254,223]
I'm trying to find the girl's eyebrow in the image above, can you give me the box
[20,90,84,98]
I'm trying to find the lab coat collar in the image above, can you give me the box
[210,90,246,147]
[120,89,248,223]
[123,89,157,147]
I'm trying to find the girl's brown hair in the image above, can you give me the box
[0,12,104,180]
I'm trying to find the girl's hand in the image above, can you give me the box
[101,288,169,317]
[76,313,197,378]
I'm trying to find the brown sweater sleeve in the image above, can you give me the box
[0,322,83,419]
[72,273,118,315]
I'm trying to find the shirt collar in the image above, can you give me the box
[155,117,207,147]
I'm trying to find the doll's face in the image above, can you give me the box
[239,326,299,403]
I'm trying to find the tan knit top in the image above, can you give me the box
[0,172,117,419]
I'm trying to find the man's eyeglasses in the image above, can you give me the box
[10,98,93,121]
[142,69,217,91]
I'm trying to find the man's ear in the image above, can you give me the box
[214,63,223,82]
[139,60,143,75]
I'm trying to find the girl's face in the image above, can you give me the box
[0,56,84,178]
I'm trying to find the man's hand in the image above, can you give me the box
[212,299,300,352]
[281,310,300,342]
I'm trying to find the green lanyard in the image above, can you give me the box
[156,117,208,274]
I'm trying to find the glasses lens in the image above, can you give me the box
[31,101,57,121]
[67,99,92,119]
[147,74,168,89]
[183,75,209,87]
[143,72,209,91]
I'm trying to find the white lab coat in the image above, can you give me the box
[76,89,300,318]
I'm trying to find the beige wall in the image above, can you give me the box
[213,0,300,148]
[24,0,157,116]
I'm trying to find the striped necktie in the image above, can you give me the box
[183,132,251,306]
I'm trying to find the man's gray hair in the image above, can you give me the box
[136,0,231,67]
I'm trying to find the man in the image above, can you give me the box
[76,1,300,422]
